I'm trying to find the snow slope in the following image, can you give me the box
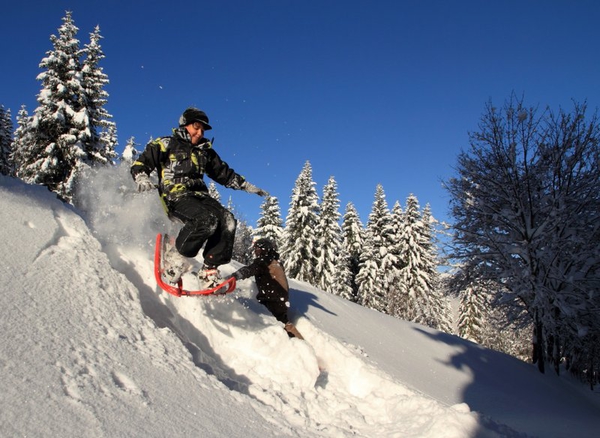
[1,169,599,438]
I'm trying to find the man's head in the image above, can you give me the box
[179,107,212,130]
[179,107,212,145]
[253,238,277,257]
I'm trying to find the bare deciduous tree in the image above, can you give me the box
[446,94,600,386]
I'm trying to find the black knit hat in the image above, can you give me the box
[179,107,212,130]
[253,238,279,260]
[254,238,276,251]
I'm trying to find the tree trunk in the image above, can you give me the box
[532,320,545,373]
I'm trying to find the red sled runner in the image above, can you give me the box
[154,233,236,297]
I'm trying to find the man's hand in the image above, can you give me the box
[241,181,269,197]
[135,173,154,192]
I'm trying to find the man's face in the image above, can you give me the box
[186,121,205,145]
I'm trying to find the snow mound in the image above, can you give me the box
[1,170,599,437]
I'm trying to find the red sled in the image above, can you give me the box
[154,233,236,297]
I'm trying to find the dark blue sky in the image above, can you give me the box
[2,0,599,227]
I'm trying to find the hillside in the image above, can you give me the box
[1,170,599,437]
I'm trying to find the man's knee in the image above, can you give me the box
[223,210,237,233]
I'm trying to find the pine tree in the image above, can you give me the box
[448,264,531,359]
[254,196,284,247]
[385,201,406,316]
[281,161,319,283]
[13,12,115,203]
[355,235,379,309]
[11,106,33,175]
[396,195,449,330]
[422,204,453,332]
[314,176,342,292]
[332,245,355,301]
[233,220,254,264]
[458,282,489,343]
[341,202,364,301]
[208,181,221,201]
[356,185,391,312]
[121,137,140,164]
[16,11,86,201]
[100,124,118,161]
[0,105,13,176]
[81,25,117,164]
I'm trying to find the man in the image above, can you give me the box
[230,238,304,339]
[131,107,268,290]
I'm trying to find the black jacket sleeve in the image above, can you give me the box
[204,148,246,189]
[232,258,266,280]
[131,140,163,180]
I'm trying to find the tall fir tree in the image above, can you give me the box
[281,161,320,283]
[233,220,254,265]
[314,176,343,292]
[81,25,117,164]
[15,11,85,201]
[332,245,355,301]
[421,204,452,332]
[458,282,489,343]
[11,106,34,175]
[0,105,13,176]
[396,195,449,330]
[356,184,391,312]
[13,12,114,203]
[385,201,406,316]
[254,196,285,247]
[341,202,364,301]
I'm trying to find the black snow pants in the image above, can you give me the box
[168,194,237,267]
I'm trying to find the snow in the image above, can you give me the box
[1,170,600,438]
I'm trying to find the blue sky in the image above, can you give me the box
[2,0,599,228]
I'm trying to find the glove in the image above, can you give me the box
[135,173,154,192]
[241,180,269,197]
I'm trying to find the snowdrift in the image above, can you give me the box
[1,171,599,438]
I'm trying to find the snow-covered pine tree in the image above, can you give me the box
[233,220,254,265]
[314,176,343,292]
[422,204,453,332]
[356,184,391,312]
[21,11,85,199]
[341,202,364,301]
[332,245,355,301]
[0,105,13,176]
[448,263,531,360]
[458,282,488,343]
[120,137,140,164]
[222,194,253,264]
[14,12,115,203]
[10,106,33,175]
[385,201,406,316]
[208,181,221,201]
[99,124,118,161]
[14,12,86,202]
[281,161,319,283]
[396,195,449,330]
[254,196,284,247]
[355,235,379,309]
[81,25,117,165]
